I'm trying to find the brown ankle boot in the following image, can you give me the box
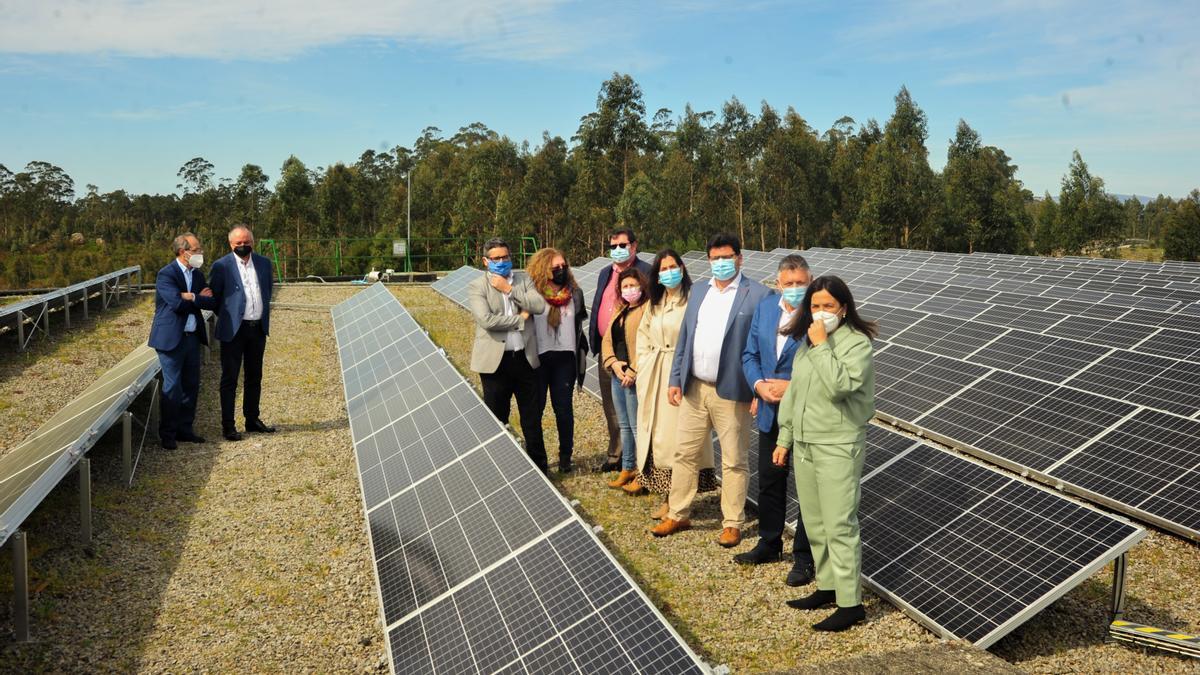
[622,478,646,495]
[608,469,636,488]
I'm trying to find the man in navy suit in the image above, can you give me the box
[738,254,816,585]
[209,225,276,441]
[588,227,653,472]
[654,233,771,548]
[149,232,218,449]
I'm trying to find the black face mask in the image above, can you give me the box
[551,267,569,286]
[234,245,253,258]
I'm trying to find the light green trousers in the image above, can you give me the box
[792,439,865,607]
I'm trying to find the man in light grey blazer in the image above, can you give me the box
[654,232,771,547]
[468,237,549,473]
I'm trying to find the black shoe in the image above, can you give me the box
[160,438,178,450]
[177,432,206,443]
[224,430,243,441]
[733,545,782,565]
[786,589,836,610]
[599,460,620,472]
[246,419,276,433]
[786,561,815,587]
[812,605,865,631]
[558,458,574,473]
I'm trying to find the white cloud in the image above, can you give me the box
[0,0,587,61]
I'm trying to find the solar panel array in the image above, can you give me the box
[725,246,1200,541]
[332,283,706,674]
[0,266,141,349]
[431,256,1145,648]
[0,343,162,547]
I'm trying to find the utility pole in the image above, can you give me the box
[406,171,412,274]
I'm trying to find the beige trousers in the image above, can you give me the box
[668,381,751,529]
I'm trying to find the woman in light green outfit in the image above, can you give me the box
[772,274,876,632]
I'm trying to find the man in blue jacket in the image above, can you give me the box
[654,233,771,548]
[739,254,816,586]
[149,232,218,449]
[588,227,653,472]
[209,225,275,441]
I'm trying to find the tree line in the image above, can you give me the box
[2,74,1199,289]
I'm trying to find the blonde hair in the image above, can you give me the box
[527,247,575,329]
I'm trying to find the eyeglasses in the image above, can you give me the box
[551,265,569,272]
[487,254,511,262]
[709,254,735,261]
[608,242,630,250]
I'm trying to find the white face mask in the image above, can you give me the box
[812,310,841,334]
[187,253,204,269]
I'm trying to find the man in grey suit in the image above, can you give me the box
[654,233,771,548]
[468,237,549,473]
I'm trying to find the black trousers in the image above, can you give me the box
[219,320,266,432]
[538,350,576,462]
[758,420,814,564]
[481,350,548,473]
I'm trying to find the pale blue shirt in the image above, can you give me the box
[176,259,197,333]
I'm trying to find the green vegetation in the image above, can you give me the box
[2,75,1198,290]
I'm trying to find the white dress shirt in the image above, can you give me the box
[237,255,264,321]
[534,300,575,354]
[176,259,197,333]
[777,297,799,361]
[497,274,526,352]
[691,272,742,383]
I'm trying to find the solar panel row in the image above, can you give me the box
[333,283,706,674]
[430,264,1144,649]
[731,247,1200,540]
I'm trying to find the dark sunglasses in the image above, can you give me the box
[608,242,630,250]
[551,265,569,272]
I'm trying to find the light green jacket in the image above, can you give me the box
[776,325,875,447]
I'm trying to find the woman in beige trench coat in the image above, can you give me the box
[634,249,717,519]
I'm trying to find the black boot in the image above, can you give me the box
[785,560,815,587]
[785,589,836,610]
[812,605,865,631]
[733,544,782,565]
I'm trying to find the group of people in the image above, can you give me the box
[467,228,878,632]
[148,226,276,449]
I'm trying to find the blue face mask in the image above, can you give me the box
[710,258,737,281]
[781,286,807,307]
[487,259,512,277]
[610,246,631,263]
[659,267,683,289]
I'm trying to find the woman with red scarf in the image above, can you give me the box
[527,248,589,473]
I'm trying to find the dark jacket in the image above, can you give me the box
[148,260,217,351]
[669,273,772,402]
[209,251,274,341]
[742,293,803,433]
[588,257,653,356]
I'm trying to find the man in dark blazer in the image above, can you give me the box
[149,232,218,449]
[209,225,275,441]
[654,232,771,547]
[739,254,816,585]
[588,227,653,472]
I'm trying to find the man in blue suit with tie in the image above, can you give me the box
[209,225,276,441]
[654,233,771,548]
[738,254,816,585]
[149,232,218,449]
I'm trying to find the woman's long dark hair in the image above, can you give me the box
[649,248,692,306]
[782,275,878,341]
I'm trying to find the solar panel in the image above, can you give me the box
[0,343,160,546]
[0,266,141,350]
[332,283,706,674]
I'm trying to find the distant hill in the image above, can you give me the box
[1112,193,1159,205]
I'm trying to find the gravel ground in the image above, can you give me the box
[1,281,1195,673]
[0,284,382,672]
[398,284,1200,674]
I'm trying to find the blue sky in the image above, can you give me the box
[2,0,1197,199]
